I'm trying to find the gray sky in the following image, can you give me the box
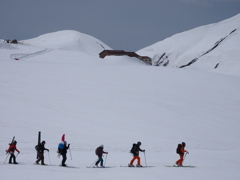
[1,0,240,51]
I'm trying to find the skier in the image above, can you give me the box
[95,145,108,167]
[129,141,145,167]
[7,141,20,164]
[60,141,70,166]
[35,141,49,165]
[176,142,189,166]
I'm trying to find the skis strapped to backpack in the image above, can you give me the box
[36,131,41,158]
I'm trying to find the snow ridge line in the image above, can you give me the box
[10,48,52,60]
[179,29,237,68]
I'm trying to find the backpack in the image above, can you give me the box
[35,145,39,151]
[58,143,64,154]
[95,147,99,155]
[130,143,137,154]
[176,144,182,154]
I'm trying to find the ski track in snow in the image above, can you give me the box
[10,48,52,60]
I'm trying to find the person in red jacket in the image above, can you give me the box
[129,141,145,167]
[176,142,189,166]
[7,141,20,164]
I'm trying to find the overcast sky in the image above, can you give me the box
[1,0,240,51]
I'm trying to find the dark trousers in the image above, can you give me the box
[62,153,67,166]
[95,156,103,166]
[36,152,45,164]
[9,153,17,163]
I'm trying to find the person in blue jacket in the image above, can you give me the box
[60,141,70,166]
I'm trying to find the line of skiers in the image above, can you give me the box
[5,139,189,167]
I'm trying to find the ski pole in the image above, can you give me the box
[144,151,147,167]
[104,154,108,166]
[16,153,19,158]
[69,147,72,160]
[3,153,9,164]
[89,158,98,167]
[48,151,51,165]
[184,152,188,159]
[183,152,188,164]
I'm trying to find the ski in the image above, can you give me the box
[59,165,79,168]
[120,165,155,168]
[33,163,48,166]
[7,162,24,165]
[86,166,115,168]
[38,131,41,145]
[37,131,41,159]
[6,136,15,154]
[11,136,15,144]
[164,165,195,168]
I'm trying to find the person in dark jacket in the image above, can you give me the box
[60,141,70,166]
[95,145,108,167]
[7,141,20,164]
[129,141,145,167]
[35,141,49,165]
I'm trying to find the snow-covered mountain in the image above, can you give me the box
[137,13,240,77]
[22,30,111,55]
[0,15,240,180]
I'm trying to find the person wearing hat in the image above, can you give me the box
[95,145,108,167]
[129,141,145,167]
[176,142,189,166]
[7,141,20,164]
[60,141,70,167]
[35,141,49,165]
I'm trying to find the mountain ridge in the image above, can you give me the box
[137,13,240,76]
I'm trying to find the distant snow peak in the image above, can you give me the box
[22,30,112,56]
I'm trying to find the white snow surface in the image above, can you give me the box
[1,18,240,180]
[137,13,240,77]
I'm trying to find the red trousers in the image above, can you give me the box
[130,156,141,165]
[176,154,184,166]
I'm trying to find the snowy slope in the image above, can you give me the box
[137,13,240,76]
[1,19,240,180]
